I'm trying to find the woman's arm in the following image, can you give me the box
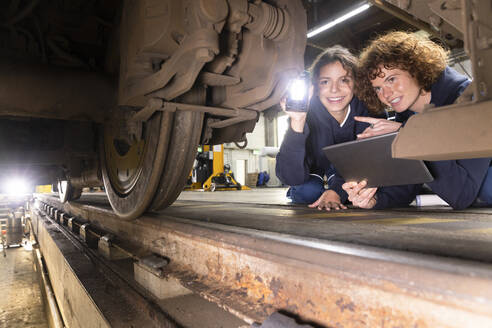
[343,181,420,209]
[275,124,312,186]
[426,158,491,210]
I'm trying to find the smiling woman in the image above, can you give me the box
[276,46,370,211]
[342,31,492,210]
[357,31,448,115]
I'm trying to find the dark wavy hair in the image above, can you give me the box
[357,31,448,114]
[309,45,358,95]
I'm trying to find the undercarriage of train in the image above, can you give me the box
[0,0,306,219]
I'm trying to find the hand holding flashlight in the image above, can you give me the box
[281,72,311,133]
[286,71,311,112]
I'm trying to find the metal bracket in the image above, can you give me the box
[53,210,60,223]
[67,217,78,234]
[59,213,69,226]
[80,223,98,248]
[138,254,170,278]
[130,98,258,128]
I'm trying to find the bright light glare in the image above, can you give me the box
[288,78,307,101]
[307,3,371,38]
[23,241,33,251]
[4,178,30,195]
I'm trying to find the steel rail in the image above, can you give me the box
[33,205,181,328]
[34,194,492,327]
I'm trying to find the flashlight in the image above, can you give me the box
[286,71,310,112]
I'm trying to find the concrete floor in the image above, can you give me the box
[0,245,48,328]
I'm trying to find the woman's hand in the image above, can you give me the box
[342,180,378,209]
[354,116,401,139]
[280,86,313,133]
[280,97,307,132]
[308,190,347,211]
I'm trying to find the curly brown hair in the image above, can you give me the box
[357,31,449,114]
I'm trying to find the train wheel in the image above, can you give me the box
[149,88,204,211]
[100,109,172,220]
[58,180,82,203]
[101,88,204,219]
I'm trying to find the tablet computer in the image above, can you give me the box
[322,132,433,188]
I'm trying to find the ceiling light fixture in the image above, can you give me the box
[307,3,372,38]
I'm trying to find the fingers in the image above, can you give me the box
[357,121,401,139]
[280,97,287,111]
[342,181,358,190]
[309,198,335,211]
[309,191,348,211]
[352,180,367,195]
[309,200,335,210]
[322,201,348,211]
[358,186,377,199]
[343,181,362,202]
[354,116,380,124]
[351,187,377,209]
[343,180,378,209]
[357,188,377,208]
[355,118,401,130]
[308,199,320,208]
[345,180,368,202]
[317,202,337,211]
[357,129,384,139]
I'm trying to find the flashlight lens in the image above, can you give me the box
[289,78,307,101]
[285,71,310,112]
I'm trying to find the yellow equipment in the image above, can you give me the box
[35,185,52,193]
[187,145,250,191]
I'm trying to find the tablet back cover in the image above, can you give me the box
[322,132,433,188]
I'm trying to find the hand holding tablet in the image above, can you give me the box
[322,132,433,188]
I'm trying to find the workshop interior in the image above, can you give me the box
[1,1,492,327]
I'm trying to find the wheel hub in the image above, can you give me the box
[104,127,146,196]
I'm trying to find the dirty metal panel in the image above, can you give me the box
[392,100,492,160]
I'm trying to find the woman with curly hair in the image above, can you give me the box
[342,31,492,209]
[276,46,370,210]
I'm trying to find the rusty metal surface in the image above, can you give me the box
[377,0,463,44]
[71,193,492,263]
[35,194,492,327]
[31,207,180,328]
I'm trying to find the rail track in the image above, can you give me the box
[31,193,492,327]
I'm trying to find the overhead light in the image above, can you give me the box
[307,3,372,38]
